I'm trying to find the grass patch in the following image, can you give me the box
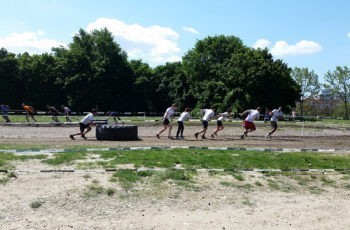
[0,153,47,169]
[43,152,87,165]
[92,149,350,170]
[308,186,324,194]
[4,148,350,171]
[267,179,280,190]
[110,170,154,190]
[84,182,105,198]
[321,176,337,186]
[254,181,263,187]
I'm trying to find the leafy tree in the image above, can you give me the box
[324,66,350,119]
[0,48,22,107]
[53,28,134,112]
[182,35,300,112]
[17,52,63,110]
[152,62,195,111]
[128,60,155,112]
[291,67,320,98]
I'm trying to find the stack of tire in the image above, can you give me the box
[96,124,138,141]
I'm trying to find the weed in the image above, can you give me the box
[267,179,280,190]
[341,175,350,180]
[84,183,105,198]
[321,176,337,186]
[242,196,253,206]
[92,179,100,184]
[7,171,17,178]
[83,174,91,180]
[30,199,44,209]
[110,170,143,190]
[308,186,324,194]
[106,187,116,196]
[254,181,263,187]
[220,181,232,187]
[0,176,9,185]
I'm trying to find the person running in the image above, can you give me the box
[22,103,37,122]
[194,107,215,139]
[265,106,284,139]
[61,105,72,122]
[69,109,97,140]
[107,111,124,124]
[210,109,232,138]
[47,105,60,122]
[176,108,191,140]
[156,104,177,139]
[0,104,11,123]
[239,106,261,139]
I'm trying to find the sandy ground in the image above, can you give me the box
[1,122,350,229]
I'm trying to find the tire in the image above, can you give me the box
[96,124,138,141]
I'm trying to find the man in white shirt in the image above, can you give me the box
[176,108,191,140]
[265,106,283,139]
[210,109,232,138]
[239,107,261,139]
[70,109,97,140]
[195,107,215,139]
[156,104,177,139]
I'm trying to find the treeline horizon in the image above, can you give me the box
[0,28,301,113]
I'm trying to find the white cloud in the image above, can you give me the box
[86,17,181,65]
[182,26,199,35]
[252,39,322,57]
[0,31,66,54]
[252,39,271,49]
[271,40,322,57]
[347,32,350,38]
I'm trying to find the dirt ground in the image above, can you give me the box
[1,123,350,229]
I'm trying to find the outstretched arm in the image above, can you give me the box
[239,110,251,117]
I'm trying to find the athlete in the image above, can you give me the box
[265,106,284,139]
[69,109,97,140]
[239,106,261,139]
[107,111,124,124]
[0,104,11,123]
[47,105,60,122]
[176,108,191,140]
[194,107,215,139]
[61,105,72,122]
[156,104,177,139]
[22,103,37,122]
[210,109,232,138]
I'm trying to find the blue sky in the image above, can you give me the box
[1,0,349,82]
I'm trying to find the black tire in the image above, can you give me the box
[96,124,138,141]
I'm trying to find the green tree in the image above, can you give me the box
[152,62,195,111]
[291,67,320,116]
[129,60,155,111]
[291,67,320,98]
[54,29,134,112]
[182,35,300,112]
[324,66,350,119]
[17,52,63,110]
[0,48,23,107]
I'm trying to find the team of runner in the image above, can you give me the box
[156,104,284,141]
[0,103,284,140]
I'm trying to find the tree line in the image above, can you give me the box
[1,28,347,116]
